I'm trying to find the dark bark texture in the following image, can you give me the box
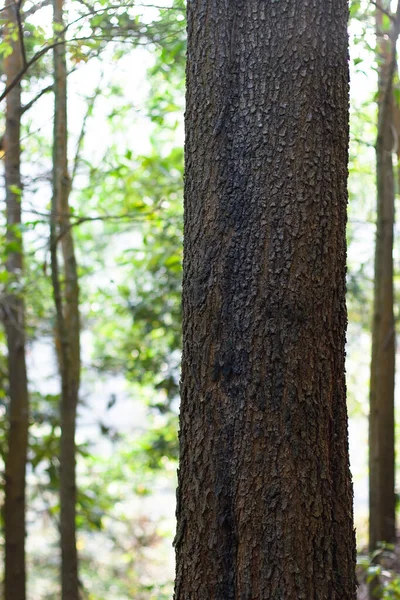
[368,2,400,553]
[2,5,29,600]
[175,2,356,599]
[52,0,81,597]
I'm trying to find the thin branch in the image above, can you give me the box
[43,3,178,39]
[350,136,376,147]
[0,41,59,103]
[22,205,178,252]
[0,0,180,14]
[73,1,182,12]
[348,218,375,225]
[0,117,54,160]
[370,0,395,22]
[21,65,79,114]
[1,1,182,101]
[0,28,179,103]
[71,77,103,188]
[23,0,52,18]
[74,0,95,11]
[69,208,163,226]
[0,2,17,14]
[24,205,164,223]
[54,211,168,245]
[20,84,53,114]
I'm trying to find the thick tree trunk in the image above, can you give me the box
[175,2,356,599]
[52,0,81,597]
[368,2,400,554]
[2,4,29,600]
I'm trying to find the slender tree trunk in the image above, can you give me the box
[2,4,29,600]
[52,0,81,597]
[175,2,356,598]
[368,1,400,555]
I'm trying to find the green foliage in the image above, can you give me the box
[0,1,186,595]
[358,546,400,599]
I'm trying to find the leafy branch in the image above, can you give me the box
[0,3,182,103]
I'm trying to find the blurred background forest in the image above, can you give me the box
[0,0,398,598]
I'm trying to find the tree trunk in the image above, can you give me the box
[368,1,400,554]
[2,4,29,600]
[175,2,357,599]
[52,0,81,597]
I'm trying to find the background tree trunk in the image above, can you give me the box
[175,1,357,598]
[368,1,400,554]
[52,0,81,597]
[2,3,30,600]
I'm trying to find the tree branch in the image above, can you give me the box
[21,65,78,114]
[0,26,178,103]
[20,84,53,114]
[1,1,182,103]
[71,78,103,188]
[350,136,376,148]
[23,0,52,19]
[0,42,57,103]
[73,1,182,12]
[0,2,17,14]
[370,0,395,22]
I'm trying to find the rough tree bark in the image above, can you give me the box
[175,2,357,599]
[368,0,400,554]
[51,0,81,597]
[2,3,30,600]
